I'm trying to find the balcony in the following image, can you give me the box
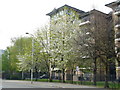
[115,19,120,28]
[115,38,120,48]
[116,32,120,38]
[79,20,91,26]
[79,15,91,26]
[115,24,120,28]
[116,66,120,70]
[115,27,120,33]
[117,52,120,58]
[114,6,120,16]
[114,11,120,16]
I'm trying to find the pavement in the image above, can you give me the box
[2,80,106,89]
[0,78,1,90]
[0,80,106,90]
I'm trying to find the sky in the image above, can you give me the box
[0,0,115,50]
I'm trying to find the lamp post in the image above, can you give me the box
[26,32,34,84]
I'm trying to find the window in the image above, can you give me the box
[65,9,72,15]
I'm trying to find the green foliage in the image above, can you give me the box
[2,50,10,72]
[2,46,20,79]
[2,37,33,79]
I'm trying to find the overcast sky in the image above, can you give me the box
[0,0,115,50]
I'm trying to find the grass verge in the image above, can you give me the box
[24,79,120,89]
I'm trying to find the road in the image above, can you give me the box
[2,80,106,89]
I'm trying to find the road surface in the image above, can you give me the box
[2,80,104,89]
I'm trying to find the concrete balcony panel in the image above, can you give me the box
[114,11,120,16]
[79,21,91,26]
[116,66,120,70]
[115,24,120,28]
[115,38,120,41]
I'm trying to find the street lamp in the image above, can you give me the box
[26,32,34,84]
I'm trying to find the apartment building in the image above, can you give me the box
[79,9,116,81]
[46,4,116,81]
[106,0,120,80]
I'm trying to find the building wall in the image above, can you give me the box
[94,11,116,80]
[80,10,116,81]
[113,7,120,80]
[106,1,120,80]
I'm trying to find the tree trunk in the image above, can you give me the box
[93,57,97,86]
[58,70,61,82]
[62,68,65,83]
[49,72,52,82]
[100,60,102,81]
[49,62,52,82]
[104,63,109,88]
[71,69,74,84]
[9,70,12,80]
[22,71,24,80]
[35,66,38,81]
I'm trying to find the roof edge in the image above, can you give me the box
[46,4,85,16]
[105,1,118,8]
[90,9,108,15]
